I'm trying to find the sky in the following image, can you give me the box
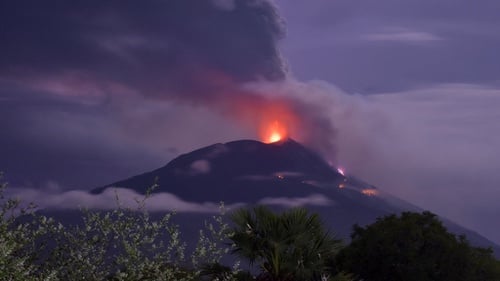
[1,1,499,244]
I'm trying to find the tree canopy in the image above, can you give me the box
[230,206,347,281]
[336,211,500,281]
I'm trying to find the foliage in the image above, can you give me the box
[336,211,500,281]
[230,206,345,281]
[192,204,237,271]
[0,175,238,280]
[2,171,498,281]
[44,205,190,280]
[0,172,58,280]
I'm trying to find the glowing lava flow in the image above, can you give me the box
[337,168,345,176]
[361,189,379,196]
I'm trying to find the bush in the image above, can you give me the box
[0,176,239,280]
[336,211,500,281]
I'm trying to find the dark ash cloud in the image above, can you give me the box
[0,0,290,187]
[1,0,286,99]
[0,0,344,189]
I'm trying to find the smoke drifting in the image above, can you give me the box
[1,0,340,161]
[1,0,286,95]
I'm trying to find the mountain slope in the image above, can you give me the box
[92,138,500,256]
[93,139,342,202]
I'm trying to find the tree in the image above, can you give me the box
[336,211,500,281]
[230,206,346,281]
[0,172,59,280]
[0,174,239,280]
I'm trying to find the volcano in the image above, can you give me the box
[92,138,342,202]
[91,138,500,255]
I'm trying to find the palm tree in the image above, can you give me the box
[230,206,343,281]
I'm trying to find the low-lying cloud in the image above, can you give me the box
[7,186,244,213]
[362,27,443,44]
[258,193,333,207]
[6,185,336,212]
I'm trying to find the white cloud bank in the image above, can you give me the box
[362,27,443,44]
[7,187,244,213]
[258,193,333,207]
[6,185,334,213]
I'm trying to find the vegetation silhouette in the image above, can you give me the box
[1,173,499,280]
[336,211,500,281]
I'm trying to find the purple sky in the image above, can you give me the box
[1,1,499,244]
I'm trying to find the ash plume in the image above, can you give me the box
[1,0,339,159]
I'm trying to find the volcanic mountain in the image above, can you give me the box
[93,138,343,202]
[91,138,500,255]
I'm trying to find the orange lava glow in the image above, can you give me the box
[361,189,379,196]
[234,97,298,144]
[262,120,288,143]
[258,100,300,143]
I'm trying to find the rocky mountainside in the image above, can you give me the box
[91,138,500,256]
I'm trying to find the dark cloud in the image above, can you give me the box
[0,88,164,187]
[1,0,286,99]
[0,82,253,188]
[0,0,291,187]
[1,0,343,180]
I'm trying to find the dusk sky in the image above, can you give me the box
[1,1,499,244]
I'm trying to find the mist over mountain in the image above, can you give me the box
[91,138,500,257]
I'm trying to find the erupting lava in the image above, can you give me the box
[253,99,298,144]
[262,120,288,143]
[269,132,282,143]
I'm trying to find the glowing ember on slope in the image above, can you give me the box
[361,189,378,196]
[337,168,345,176]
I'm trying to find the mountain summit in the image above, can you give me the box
[92,138,343,202]
[92,139,500,256]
